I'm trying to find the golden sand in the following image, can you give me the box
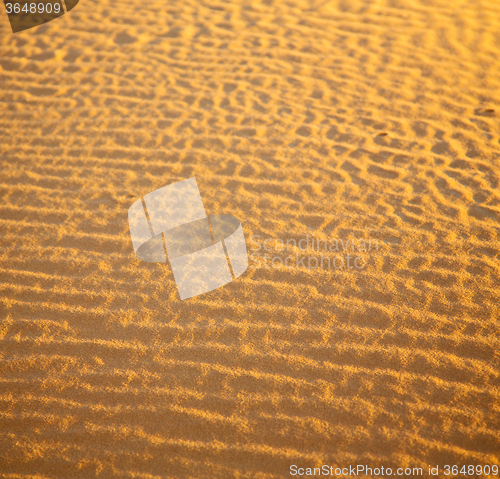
[0,0,499,477]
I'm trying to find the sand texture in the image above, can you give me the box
[1,0,500,477]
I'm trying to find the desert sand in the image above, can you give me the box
[0,0,499,477]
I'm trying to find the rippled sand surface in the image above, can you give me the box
[1,0,499,477]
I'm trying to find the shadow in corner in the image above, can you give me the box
[4,0,79,33]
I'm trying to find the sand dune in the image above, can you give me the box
[0,0,499,477]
